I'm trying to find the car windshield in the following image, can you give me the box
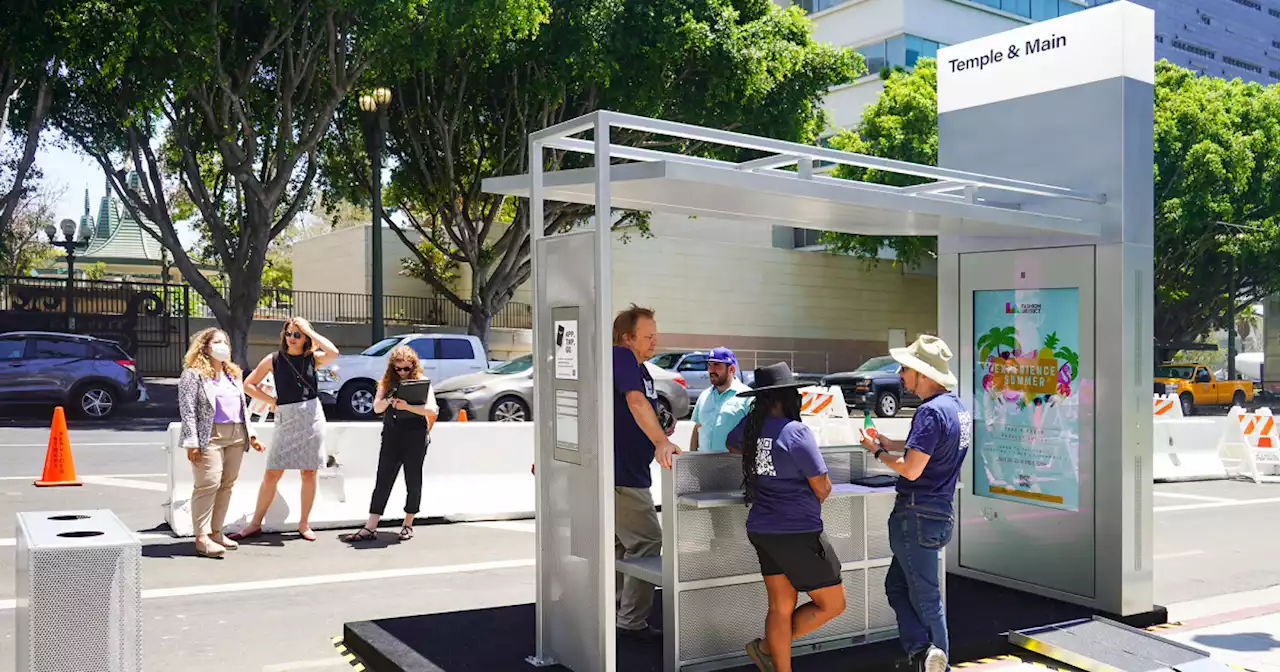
[488,355,533,374]
[649,352,684,368]
[855,356,899,373]
[1156,365,1197,379]
[361,337,403,357]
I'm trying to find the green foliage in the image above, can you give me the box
[822,59,937,267]
[977,325,1018,362]
[82,261,107,280]
[400,240,460,287]
[823,59,1280,347]
[321,0,860,347]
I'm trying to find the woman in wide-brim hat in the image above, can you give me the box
[729,362,847,672]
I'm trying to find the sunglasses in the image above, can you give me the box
[394,365,414,373]
[284,331,304,339]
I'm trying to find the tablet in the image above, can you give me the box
[394,379,432,405]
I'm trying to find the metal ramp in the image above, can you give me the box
[1009,617,1235,672]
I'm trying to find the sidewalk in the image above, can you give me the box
[959,584,1280,671]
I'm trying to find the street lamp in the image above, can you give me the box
[45,217,91,330]
[360,86,392,343]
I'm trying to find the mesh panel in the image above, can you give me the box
[678,570,872,661]
[822,496,865,563]
[825,452,853,484]
[24,545,142,671]
[678,506,756,582]
[867,496,895,560]
[675,455,743,496]
[867,565,896,630]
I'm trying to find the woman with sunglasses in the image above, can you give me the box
[236,317,339,542]
[343,345,438,542]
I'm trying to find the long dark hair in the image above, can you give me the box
[742,388,803,505]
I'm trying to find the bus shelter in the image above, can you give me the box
[482,4,1155,669]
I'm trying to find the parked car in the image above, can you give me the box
[434,354,692,422]
[1155,362,1254,416]
[822,355,920,418]
[0,331,142,419]
[317,333,488,418]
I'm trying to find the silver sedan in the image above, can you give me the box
[434,354,691,422]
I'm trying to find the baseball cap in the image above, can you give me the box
[708,347,738,368]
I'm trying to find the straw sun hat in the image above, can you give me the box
[890,335,958,389]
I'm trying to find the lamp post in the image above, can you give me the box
[360,87,392,344]
[45,218,91,330]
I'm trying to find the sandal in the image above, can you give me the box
[298,527,317,542]
[343,527,378,543]
[227,526,261,542]
[398,526,414,541]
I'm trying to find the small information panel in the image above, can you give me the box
[972,288,1081,512]
[551,306,584,465]
[555,319,579,380]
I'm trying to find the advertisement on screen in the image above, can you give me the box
[972,288,1081,512]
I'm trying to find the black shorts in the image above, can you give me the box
[747,531,842,593]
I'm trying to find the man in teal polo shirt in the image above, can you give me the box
[691,347,753,453]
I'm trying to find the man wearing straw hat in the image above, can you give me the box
[858,334,971,672]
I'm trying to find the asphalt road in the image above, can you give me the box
[0,421,1275,670]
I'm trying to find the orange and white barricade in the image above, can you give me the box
[1220,406,1280,483]
[1153,393,1183,419]
[799,386,855,446]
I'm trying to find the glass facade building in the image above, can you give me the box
[1090,0,1280,84]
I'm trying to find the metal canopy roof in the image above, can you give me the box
[482,111,1107,239]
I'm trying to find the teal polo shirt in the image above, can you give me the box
[693,379,753,452]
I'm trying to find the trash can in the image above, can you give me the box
[16,509,142,672]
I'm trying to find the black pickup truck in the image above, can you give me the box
[822,355,920,418]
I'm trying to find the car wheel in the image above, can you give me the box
[1179,393,1195,417]
[875,391,899,418]
[656,396,675,431]
[74,384,117,420]
[341,381,378,419]
[490,397,531,422]
[1232,390,1246,408]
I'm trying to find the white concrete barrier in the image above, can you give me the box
[1220,406,1280,484]
[166,421,696,537]
[1152,417,1228,482]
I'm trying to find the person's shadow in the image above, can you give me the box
[1194,631,1280,653]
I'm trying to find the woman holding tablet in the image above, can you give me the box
[344,345,438,542]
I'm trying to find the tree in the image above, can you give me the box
[823,60,937,267]
[323,0,860,349]
[53,0,422,366]
[823,59,1280,349]
[0,182,59,275]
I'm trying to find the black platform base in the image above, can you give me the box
[343,574,1167,671]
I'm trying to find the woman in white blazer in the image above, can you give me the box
[178,328,262,558]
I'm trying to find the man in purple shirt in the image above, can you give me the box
[612,305,681,641]
[859,335,971,672]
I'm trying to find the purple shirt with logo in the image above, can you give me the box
[897,392,971,500]
[210,374,244,424]
[728,417,828,534]
[613,346,658,488]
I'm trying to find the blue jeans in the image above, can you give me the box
[885,493,954,662]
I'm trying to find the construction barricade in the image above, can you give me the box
[800,385,857,446]
[164,420,694,537]
[1153,393,1183,419]
[1220,406,1280,484]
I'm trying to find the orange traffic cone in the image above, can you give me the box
[457,409,468,422]
[35,407,81,487]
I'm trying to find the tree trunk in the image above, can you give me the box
[468,305,492,356]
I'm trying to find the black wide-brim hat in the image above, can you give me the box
[737,362,809,397]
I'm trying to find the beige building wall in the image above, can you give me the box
[611,233,937,373]
[292,225,428,298]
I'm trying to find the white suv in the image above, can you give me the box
[317,333,488,418]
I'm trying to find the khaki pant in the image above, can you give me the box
[190,424,247,537]
[615,486,662,630]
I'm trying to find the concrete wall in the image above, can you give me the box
[610,234,937,373]
[292,225,428,298]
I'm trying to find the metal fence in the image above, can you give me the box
[188,286,533,330]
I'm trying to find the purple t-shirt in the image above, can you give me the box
[729,417,828,534]
[897,392,971,500]
[210,374,243,424]
[613,346,658,488]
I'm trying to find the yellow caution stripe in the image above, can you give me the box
[331,636,367,671]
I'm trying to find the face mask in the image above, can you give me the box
[209,343,231,362]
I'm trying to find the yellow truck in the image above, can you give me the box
[1154,363,1254,416]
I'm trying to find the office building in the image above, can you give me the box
[1092,0,1280,84]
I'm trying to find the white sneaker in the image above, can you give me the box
[923,646,948,672]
